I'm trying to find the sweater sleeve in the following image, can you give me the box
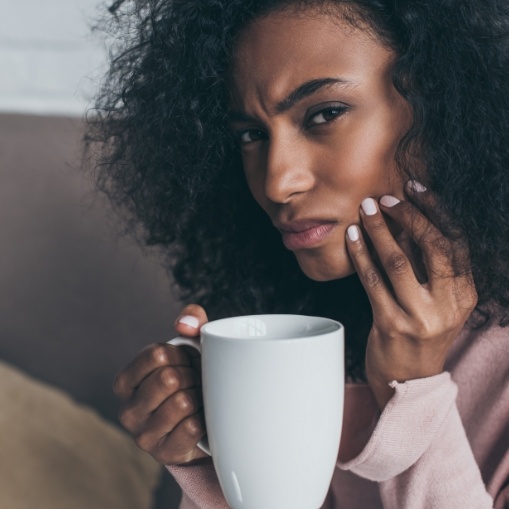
[337,372,494,509]
[166,459,229,509]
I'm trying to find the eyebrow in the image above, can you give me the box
[276,77,353,113]
[228,77,354,123]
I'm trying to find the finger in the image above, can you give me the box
[130,365,201,416]
[119,382,203,437]
[113,343,193,402]
[410,186,473,282]
[381,191,477,316]
[379,192,460,287]
[359,197,423,301]
[155,408,207,465]
[405,180,459,236]
[346,223,401,318]
[174,304,209,340]
[134,392,207,465]
[148,387,204,443]
[392,229,428,285]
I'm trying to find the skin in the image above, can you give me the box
[113,6,478,466]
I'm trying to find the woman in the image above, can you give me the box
[90,0,509,507]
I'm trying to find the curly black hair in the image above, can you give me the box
[87,0,509,380]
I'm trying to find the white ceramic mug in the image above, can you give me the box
[168,314,344,509]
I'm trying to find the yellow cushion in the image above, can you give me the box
[0,360,161,509]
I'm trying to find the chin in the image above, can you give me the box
[294,250,357,282]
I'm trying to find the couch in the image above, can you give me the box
[0,113,184,508]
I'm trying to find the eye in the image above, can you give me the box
[238,129,267,145]
[306,104,347,128]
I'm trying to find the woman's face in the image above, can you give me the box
[229,7,411,281]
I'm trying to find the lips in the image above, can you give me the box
[275,220,338,250]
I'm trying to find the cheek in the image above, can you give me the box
[242,157,269,208]
[293,243,357,281]
[325,117,403,196]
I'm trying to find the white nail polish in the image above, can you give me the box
[347,225,359,241]
[361,198,377,216]
[380,195,400,207]
[408,180,427,192]
[178,315,200,328]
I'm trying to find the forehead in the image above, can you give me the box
[230,8,395,107]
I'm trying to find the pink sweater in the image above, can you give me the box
[167,319,509,508]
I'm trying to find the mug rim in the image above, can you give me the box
[200,314,343,342]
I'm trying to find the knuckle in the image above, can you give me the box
[184,415,204,438]
[399,201,414,215]
[459,287,478,310]
[159,367,180,392]
[134,432,153,453]
[376,317,406,340]
[174,391,195,414]
[386,254,409,276]
[437,312,457,333]
[430,233,450,255]
[414,317,437,338]
[153,450,174,465]
[362,269,383,290]
[118,407,136,430]
[150,344,170,365]
[350,240,367,257]
[412,323,429,340]
[370,218,386,232]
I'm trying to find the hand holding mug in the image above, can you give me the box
[115,308,345,509]
[113,304,210,465]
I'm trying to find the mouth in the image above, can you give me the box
[275,220,338,250]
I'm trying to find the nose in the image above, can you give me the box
[264,134,315,204]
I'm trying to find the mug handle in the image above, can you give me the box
[167,337,211,456]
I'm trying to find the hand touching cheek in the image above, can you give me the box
[346,182,478,409]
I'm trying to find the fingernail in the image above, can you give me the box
[407,180,427,193]
[347,225,359,241]
[379,195,400,207]
[178,315,200,328]
[361,198,377,216]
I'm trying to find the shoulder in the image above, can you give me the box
[446,313,509,437]
[448,311,509,369]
